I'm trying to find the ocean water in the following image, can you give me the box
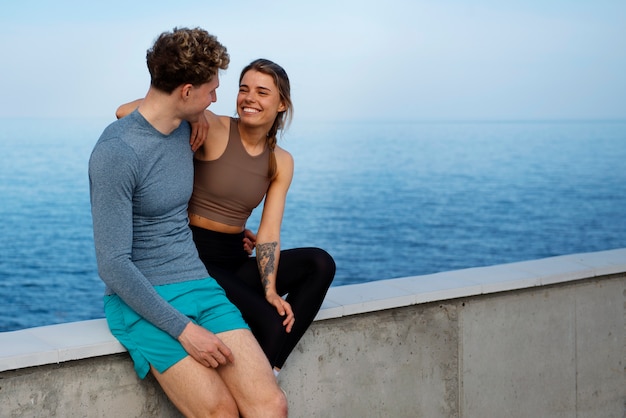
[1,118,625,332]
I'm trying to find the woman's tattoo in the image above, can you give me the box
[257,242,278,292]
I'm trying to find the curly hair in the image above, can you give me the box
[147,27,230,93]
[239,59,293,180]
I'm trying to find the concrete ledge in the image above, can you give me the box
[2,248,625,417]
[0,319,125,372]
[2,248,625,373]
[320,247,626,318]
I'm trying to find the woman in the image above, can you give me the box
[118,59,335,374]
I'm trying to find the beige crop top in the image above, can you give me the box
[188,118,271,227]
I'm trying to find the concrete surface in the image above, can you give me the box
[1,248,625,417]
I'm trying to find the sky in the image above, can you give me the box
[1,0,625,122]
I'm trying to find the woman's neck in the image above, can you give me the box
[238,123,268,149]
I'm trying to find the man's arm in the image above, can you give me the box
[89,137,191,338]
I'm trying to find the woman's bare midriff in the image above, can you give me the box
[188,212,245,234]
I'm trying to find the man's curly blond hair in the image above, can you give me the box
[146,27,229,93]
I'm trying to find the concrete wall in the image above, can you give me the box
[1,249,625,417]
[282,276,625,417]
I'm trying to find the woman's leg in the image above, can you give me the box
[191,226,335,368]
[208,264,289,366]
[270,247,336,368]
[192,226,292,366]
[233,247,335,368]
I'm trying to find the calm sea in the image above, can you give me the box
[1,118,625,332]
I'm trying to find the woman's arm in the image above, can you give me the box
[116,99,143,119]
[115,99,216,152]
[191,110,228,159]
[256,147,295,331]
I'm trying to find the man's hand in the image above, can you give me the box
[178,322,234,368]
[189,112,210,152]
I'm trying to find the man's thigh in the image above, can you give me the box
[151,356,238,417]
[217,329,282,400]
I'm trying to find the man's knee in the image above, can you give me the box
[265,387,289,418]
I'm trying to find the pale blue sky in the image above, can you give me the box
[1,0,625,121]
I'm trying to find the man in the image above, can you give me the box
[89,27,287,417]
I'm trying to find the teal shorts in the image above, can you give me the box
[104,277,249,379]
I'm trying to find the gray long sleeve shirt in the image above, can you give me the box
[89,110,209,338]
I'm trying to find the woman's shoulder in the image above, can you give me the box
[195,112,231,160]
[274,144,293,161]
[274,145,294,176]
[204,110,231,130]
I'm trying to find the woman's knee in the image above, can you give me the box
[310,247,336,283]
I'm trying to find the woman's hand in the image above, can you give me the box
[242,229,257,255]
[189,112,210,152]
[265,293,295,333]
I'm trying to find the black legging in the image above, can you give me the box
[190,225,336,369]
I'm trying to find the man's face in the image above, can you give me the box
[185,76,219,121]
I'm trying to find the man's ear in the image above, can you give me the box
[181,84,193,99]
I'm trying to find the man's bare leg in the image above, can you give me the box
[151,356,239,418]
[218,328,288,417]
